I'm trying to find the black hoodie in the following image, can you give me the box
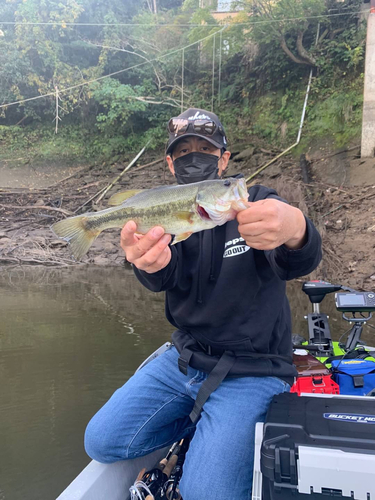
[133,184,322,385]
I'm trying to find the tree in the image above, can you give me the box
[248,0,326,66]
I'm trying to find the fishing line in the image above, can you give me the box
[0,10,367,27]
[211,32,216,113]
[218,30,223,108]
[337,326,353,346]
[130,480,153,500]
[331,344,356,374]
[181,48,185,113]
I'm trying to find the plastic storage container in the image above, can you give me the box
[291,353,339,395]
[259,393,375,500]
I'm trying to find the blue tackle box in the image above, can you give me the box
[331,359,375,396]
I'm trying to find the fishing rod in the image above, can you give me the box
[163,438,190,500]
[130,440,184,500]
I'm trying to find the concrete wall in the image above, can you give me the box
[361,2,375,157]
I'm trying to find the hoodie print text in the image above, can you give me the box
[223,237,251,258]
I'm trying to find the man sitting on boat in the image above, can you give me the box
[84,108,322,499]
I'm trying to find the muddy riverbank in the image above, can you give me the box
[1,143,375,289]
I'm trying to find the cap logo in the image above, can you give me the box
[188,111,211,121]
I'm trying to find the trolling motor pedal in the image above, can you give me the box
[302,281,342,304]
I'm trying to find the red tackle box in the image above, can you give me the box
[291,352,340,395]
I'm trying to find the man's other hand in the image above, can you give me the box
[121,221,172,273]
[237,199,307,251]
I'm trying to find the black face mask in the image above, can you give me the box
[173,152,221,185]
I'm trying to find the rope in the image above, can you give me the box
[218,30,223,108]
[54,86,60,134]
[0,11,367,27]
[211,33,216,113]
[181,48,185,113]
[0,27,226,110]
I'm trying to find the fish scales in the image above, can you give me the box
[52,178,249,260]
[84,198,195,231]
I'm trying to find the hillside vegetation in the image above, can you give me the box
[0,0,367,164]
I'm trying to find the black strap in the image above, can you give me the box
[177,339,197,375]
[178,347,194,376]
[189,351,236,424]
[195,340,292,363]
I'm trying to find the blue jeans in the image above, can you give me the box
[84,346,290,500]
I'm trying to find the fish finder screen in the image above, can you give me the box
[339,294,365,306]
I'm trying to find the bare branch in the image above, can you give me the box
[329,28,345,40]
[83,38,166,91]
[255,0,284,38]
[296,31,316,66]
[127,95,180,107]
[280,36,311,65]
[0,204,73,216]
[317,27,329,45]
[83,40,150,62]
[127,35,162,53]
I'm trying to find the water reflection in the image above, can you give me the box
[0,266,374,500]
[0,266,171,500]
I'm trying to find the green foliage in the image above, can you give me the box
[306,78,363,148]
[182,0,200,11]
[92,80,148,132]
[0,0,368,163]
[0,124,95,163]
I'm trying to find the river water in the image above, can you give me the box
[0,266,374,500]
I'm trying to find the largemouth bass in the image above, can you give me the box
[52,178,249,260]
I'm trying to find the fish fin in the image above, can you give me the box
[172,232,193,245]
[108,190,144,206]
[52,216,100,260]
[175,211,194,223]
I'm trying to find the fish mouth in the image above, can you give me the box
[197,202,236,225]
[196,179,249,225]
[197,205,211,221]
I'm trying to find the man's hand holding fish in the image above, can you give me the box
[120,222,172,273]
[237,197,307,251]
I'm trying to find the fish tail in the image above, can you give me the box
[52,215,100,260]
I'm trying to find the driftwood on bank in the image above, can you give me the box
[311,145,360,163]
[74,148,161,213]
[44,166,89,188]
[322,189,375,217]
[0,256,74,266]
[96,144,149,203]
[0,203,73,216]
[132,157,164,171]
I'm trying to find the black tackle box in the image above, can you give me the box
[260,393,375,500]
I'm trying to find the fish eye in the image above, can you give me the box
[224,180,231,187]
